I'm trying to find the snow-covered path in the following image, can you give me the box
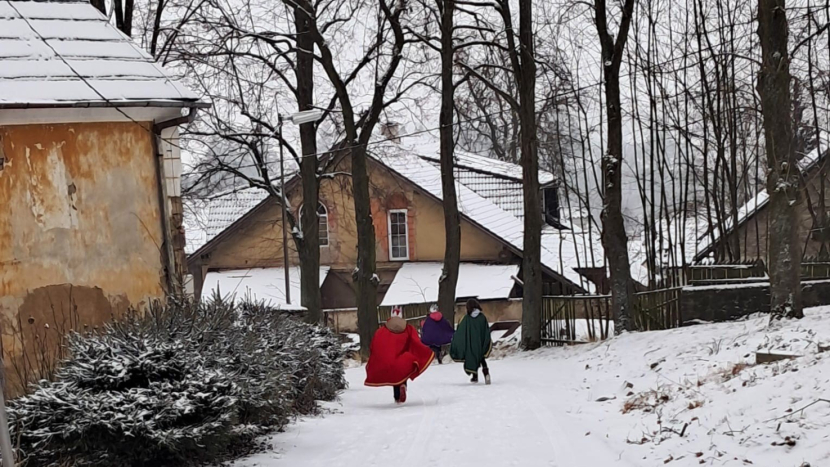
[236,358,632,467]
[237,308,830,467]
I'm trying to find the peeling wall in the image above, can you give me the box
[0,122,166,394]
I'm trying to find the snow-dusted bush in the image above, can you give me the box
[10,332,240,466]
[9,299,346,466]
[240,302,347,414]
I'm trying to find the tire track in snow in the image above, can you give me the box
[400,385,433,467]
[514,386,567,466]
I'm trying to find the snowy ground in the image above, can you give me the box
[235,307,830,467]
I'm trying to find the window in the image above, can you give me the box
[542,187,561,227]
[388,209,409,260]
[299,203,329,247]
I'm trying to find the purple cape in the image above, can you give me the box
[421,315,455,346]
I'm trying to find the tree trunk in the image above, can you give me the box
[602,72,637,333]
[113,0,135,36]
[352,144,379,360]
[123,0,134,37]
[517,0,542,350]
[594,0,636,333]
[90,0,106,15]
[437,0,460,332]
[150,0,165,58]
[757,0,803,320]
[304,0,403,359]
[294,5,323,325]
[114,0,124,33]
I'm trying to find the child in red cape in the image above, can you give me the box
[365,308,435,404]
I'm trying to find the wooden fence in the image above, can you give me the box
[541,295,612,345]
[689,258,830,282]
[377,303,432,324]
[541,286,684,345]
[801,258,830,279]
[633,287,682,331]
[689,260,766,283]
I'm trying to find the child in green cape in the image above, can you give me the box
[450,298,492,384]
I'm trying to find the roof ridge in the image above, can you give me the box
[418,151,556,185]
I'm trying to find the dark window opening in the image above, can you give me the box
[542,187,562,228]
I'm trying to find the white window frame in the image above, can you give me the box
[387,209,410,261]
[299,203,330,248]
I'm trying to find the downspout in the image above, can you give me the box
[152,108,197,297]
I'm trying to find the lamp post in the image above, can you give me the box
[278,109,324,306]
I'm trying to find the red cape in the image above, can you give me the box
[365,322,434,387]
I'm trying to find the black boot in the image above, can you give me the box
[393,385,401,402]
[483,367,491,385]
[470,372,479,383]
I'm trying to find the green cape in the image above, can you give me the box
[450,313,492,374]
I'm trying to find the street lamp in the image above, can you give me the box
[278,109,324,306]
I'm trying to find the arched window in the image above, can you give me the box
[299,203,329,247]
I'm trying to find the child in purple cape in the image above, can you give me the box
[420,304,455,363]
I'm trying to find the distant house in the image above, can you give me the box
[188,146,606,330]
[695,146,830,263]
[0,1,206,389]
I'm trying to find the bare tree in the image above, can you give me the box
[436,0,461,327]
[171,0,328,324]
[758,0,803,319]
[459,0,543,349]
[515,0,543,350]
[299,0,410,359]
[294,2,323,325]
[594,0,636,332]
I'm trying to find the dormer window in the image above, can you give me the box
[542,186,561,227]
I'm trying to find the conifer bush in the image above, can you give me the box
[8,299,346,466]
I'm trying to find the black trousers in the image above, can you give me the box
[430,345,442,363]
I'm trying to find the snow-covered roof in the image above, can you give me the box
[202,266,330,310]
[204,188,271,240]
[376,148,598,292]
[380,262,519,307]
[695,143,828,260]
[0,1,204,108]
[188,143,601,292]
[419,151,556,220]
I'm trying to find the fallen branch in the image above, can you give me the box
[763,399,830,423]
[660,422,688,437]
